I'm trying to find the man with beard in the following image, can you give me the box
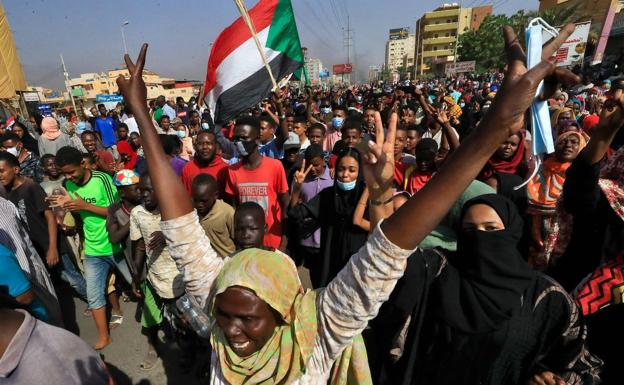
[180,130,227,196]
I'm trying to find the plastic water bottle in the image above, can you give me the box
[176,294,212,339]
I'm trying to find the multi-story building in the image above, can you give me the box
[66,68,197,107]
[414,3,492,75]
[305,58,324,85]
[385,28,416,73]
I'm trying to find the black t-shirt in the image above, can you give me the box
[8,180,50,256]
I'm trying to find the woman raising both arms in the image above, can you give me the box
[117,24,584,385]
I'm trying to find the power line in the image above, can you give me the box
[300,0,341,42]
[328,0,344,27]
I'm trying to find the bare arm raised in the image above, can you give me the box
[116,44,193,221]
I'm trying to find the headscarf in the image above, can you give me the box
[40,117,62,140]
[527,131,587,214]
[420,180,495,251]
[211,248,372,385]
[333,148,365,217]
[550,107,576,129]
[479,132,525,180]
[436,194,537,334]
[116,140,138,170]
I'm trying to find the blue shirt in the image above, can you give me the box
[258,138,284,159]
[94,117,117,147]
[0,244,48,321]
[163,104,177,120]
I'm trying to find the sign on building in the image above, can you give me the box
[95,94,123,103]
[543,21,591,67]
[389,27,410,40]
[445,60,476,74]
[22,92,39,102]
[332,64,353,75]
[319,69,330,78]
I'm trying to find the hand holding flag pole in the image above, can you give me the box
[233,0,278,90]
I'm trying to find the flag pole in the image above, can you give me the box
[233,0,278,90]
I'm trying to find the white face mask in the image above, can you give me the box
[6,146,19,157]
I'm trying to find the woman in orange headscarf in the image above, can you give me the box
[527,131,586,265]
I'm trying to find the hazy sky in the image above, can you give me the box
[3,0,537,89]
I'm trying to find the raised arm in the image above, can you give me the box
[117,45,225,305]
[581,89,624,165]
[314,24,580,364]
[116,44,192,221]
[381,25,579,250]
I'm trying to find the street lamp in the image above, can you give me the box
[121,21,129,55]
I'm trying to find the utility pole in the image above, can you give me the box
[343,15,353,84]
[60,54,79,118]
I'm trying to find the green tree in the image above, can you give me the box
[457,14,510,71]
[458,2,588,71]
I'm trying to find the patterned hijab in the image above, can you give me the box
[598,145,624,221]
[210,248,372,385]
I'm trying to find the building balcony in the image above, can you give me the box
[424,22,457,32]
[422,49,454,58]
[424,8,460,19]
[422,36,456,45]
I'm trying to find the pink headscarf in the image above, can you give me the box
[41,117,61,140]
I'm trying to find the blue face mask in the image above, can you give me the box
[332,117,344,128]
[321,107,332,114]
[460,103,466,108]
[201,122,210,130]
[336,179,357,191]
[177,131,186,139]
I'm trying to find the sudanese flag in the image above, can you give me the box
[203,0,304,124]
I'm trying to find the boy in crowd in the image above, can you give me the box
[405,124,423,157]
[233,201,269,251]
[1,132,43,183]
[323,105,347,151]
[288,144,333,272]
[292,116,310,152]
[341,117,363,148]
[307,123,327,148]
[192,173,236,258]
[258,115,289,159]
[39,154,64,195]
[107,170,141,278]
[49,146,131,349]
[94,104,117,149]
[130,172,186,370]
[180,131,227,195]
[225,116,289,251]
[81,131,116,174]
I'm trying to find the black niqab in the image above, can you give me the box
[436,194,537,334]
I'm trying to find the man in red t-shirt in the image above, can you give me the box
[225,116,289,250]
[181,131,228,196]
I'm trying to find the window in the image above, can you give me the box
[434,46,438,51]
[434,33,438,38]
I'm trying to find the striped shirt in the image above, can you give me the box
[0,197,56,298]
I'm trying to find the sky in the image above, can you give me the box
[3,0,538,90]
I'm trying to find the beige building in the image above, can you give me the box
[415,3,492,74]
[385,28,416,73]
[66,68,196,105]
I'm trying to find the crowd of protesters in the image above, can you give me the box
[0,24,623,385]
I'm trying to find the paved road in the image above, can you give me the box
[72,296,205,385]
